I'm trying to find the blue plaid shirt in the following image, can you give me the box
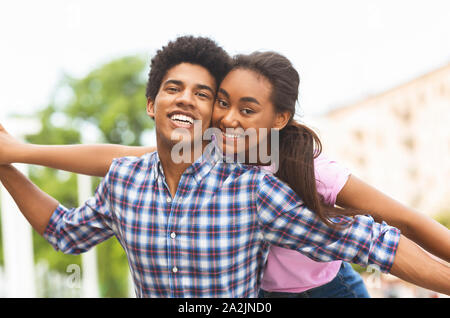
[44,142,400,297]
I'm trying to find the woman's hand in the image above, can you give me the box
[0,123,26,164]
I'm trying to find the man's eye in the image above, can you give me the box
[166,87,179,92]
[197,92,210,99]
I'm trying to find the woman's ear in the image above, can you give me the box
[273,111,291,130]
[147,99,155,119]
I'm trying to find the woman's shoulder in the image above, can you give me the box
[314,153,351,205]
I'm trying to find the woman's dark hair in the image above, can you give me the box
[232,52,353,228]
[146,36,232,101]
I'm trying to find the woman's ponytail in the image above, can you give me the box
[276,120,347,228]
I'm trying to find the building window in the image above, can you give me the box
[357,156,366,167]
[393,106,412,125]
[411,193,423,207]
[402,136,415,151]
[353,130,364,142]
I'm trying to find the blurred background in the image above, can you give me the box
[0,0,449,298]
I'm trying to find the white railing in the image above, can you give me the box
[77,174,100,298]
[0,171,135,298]
[0,117,134,298]
[0,164,36,297]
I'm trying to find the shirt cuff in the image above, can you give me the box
[42,204,67,249]
[376,225,401,273]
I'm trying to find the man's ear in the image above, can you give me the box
[147,99,155,119]
[273,111,291,130]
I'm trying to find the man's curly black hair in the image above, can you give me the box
[146,36,232,101]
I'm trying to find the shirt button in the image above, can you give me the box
[170,232,176,239]
[172,267,178,273]
[166,197,172,203]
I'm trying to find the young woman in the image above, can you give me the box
[0,52,449,298]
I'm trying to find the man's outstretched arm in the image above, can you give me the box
[390,234,450,295]
[257,173,450,295]
[0,164,58,235]
[0,163,116,254]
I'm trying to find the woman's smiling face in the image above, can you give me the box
[211,68,290,157]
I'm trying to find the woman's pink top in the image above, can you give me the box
[261,155,351,292]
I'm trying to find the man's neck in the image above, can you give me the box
[157,140,206,197]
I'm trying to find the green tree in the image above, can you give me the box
[24,55,152,297]
[434,210,450,229]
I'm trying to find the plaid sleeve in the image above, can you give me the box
[256,173,401,273]
[43,167,116,255]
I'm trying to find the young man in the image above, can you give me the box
[0,36,449,297]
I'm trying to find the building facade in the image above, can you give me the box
[313,63,450,217]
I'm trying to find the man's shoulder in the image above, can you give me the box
[108,151,157,178]
[215,161,272,183]
[238,165,296,194]
[112,151,156,164]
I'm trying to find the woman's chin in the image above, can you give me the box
[221,142,254,163]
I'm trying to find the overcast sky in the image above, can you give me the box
[1,0,449,126]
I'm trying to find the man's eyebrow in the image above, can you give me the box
[163,79,183,86]
[197,84,215,95]
[164,80,214,95]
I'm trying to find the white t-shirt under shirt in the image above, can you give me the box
[261,154,351,293]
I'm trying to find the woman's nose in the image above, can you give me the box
[221,109,240,128]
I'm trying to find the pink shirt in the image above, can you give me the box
[261,155,351,293]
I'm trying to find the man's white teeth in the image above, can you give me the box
[171,114,194,125]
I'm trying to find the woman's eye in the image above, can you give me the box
[242,108,255,115]
[216,99,228,107]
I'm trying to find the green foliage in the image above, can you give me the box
[63,56,151,145]
[434,210,450,229]
[21,54,152,297]
[351,264,366,274]
[32,231,82,273]
[27,105,81,146]
[96,238,130,297]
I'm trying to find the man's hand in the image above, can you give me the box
[0,123,25,164]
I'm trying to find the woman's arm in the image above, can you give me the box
[0,123,155,177]
[336,174,450,262]
[17,144,154,177]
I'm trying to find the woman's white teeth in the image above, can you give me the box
[223,132,244,139]
[171,114,194,125]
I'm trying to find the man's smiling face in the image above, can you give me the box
[147,63,217,149]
